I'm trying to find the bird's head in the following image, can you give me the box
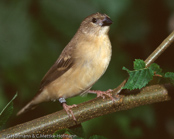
[79,13,113,36]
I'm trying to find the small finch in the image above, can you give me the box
[17,13,113,120]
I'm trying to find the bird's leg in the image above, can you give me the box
[59,97,77,121]
[88,89,115,102]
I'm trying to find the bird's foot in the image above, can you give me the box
[88,89,115,102]
[62,103,77,121]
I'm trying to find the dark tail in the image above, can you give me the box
[16,100,36,116]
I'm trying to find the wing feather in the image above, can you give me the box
[39,45,74,92]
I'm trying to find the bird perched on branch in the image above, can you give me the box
[17,12,113,120]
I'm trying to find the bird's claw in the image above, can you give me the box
[62,103,77,121]
[89,89,115,102]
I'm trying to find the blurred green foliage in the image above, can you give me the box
[0,93,17,129]
[0,0,174,138]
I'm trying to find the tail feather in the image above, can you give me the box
[17,101,36,116]
[17,90,48,116]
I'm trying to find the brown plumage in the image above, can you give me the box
[17,13,113,120]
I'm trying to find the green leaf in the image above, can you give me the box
[53,129,73,139]
[122,66,130,72]
[72,137,84,139]
[0,93,17,129]
[123,68,154,90]
[53,129,67,135]
[164,72,174,84]
[149,63,163,75]
[133,59,145,70]
[122,59,165,90]
[89,135,108,139]
[53,125,85,139]
[68,124,85,138]
[53,129,68,139]
[122,59,166,90]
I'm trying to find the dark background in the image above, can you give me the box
[1,0,174,138]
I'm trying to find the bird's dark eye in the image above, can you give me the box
[92,18,97,23]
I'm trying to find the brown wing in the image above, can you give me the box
[38,46,74,92]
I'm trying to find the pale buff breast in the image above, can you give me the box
[38,35,111,101]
